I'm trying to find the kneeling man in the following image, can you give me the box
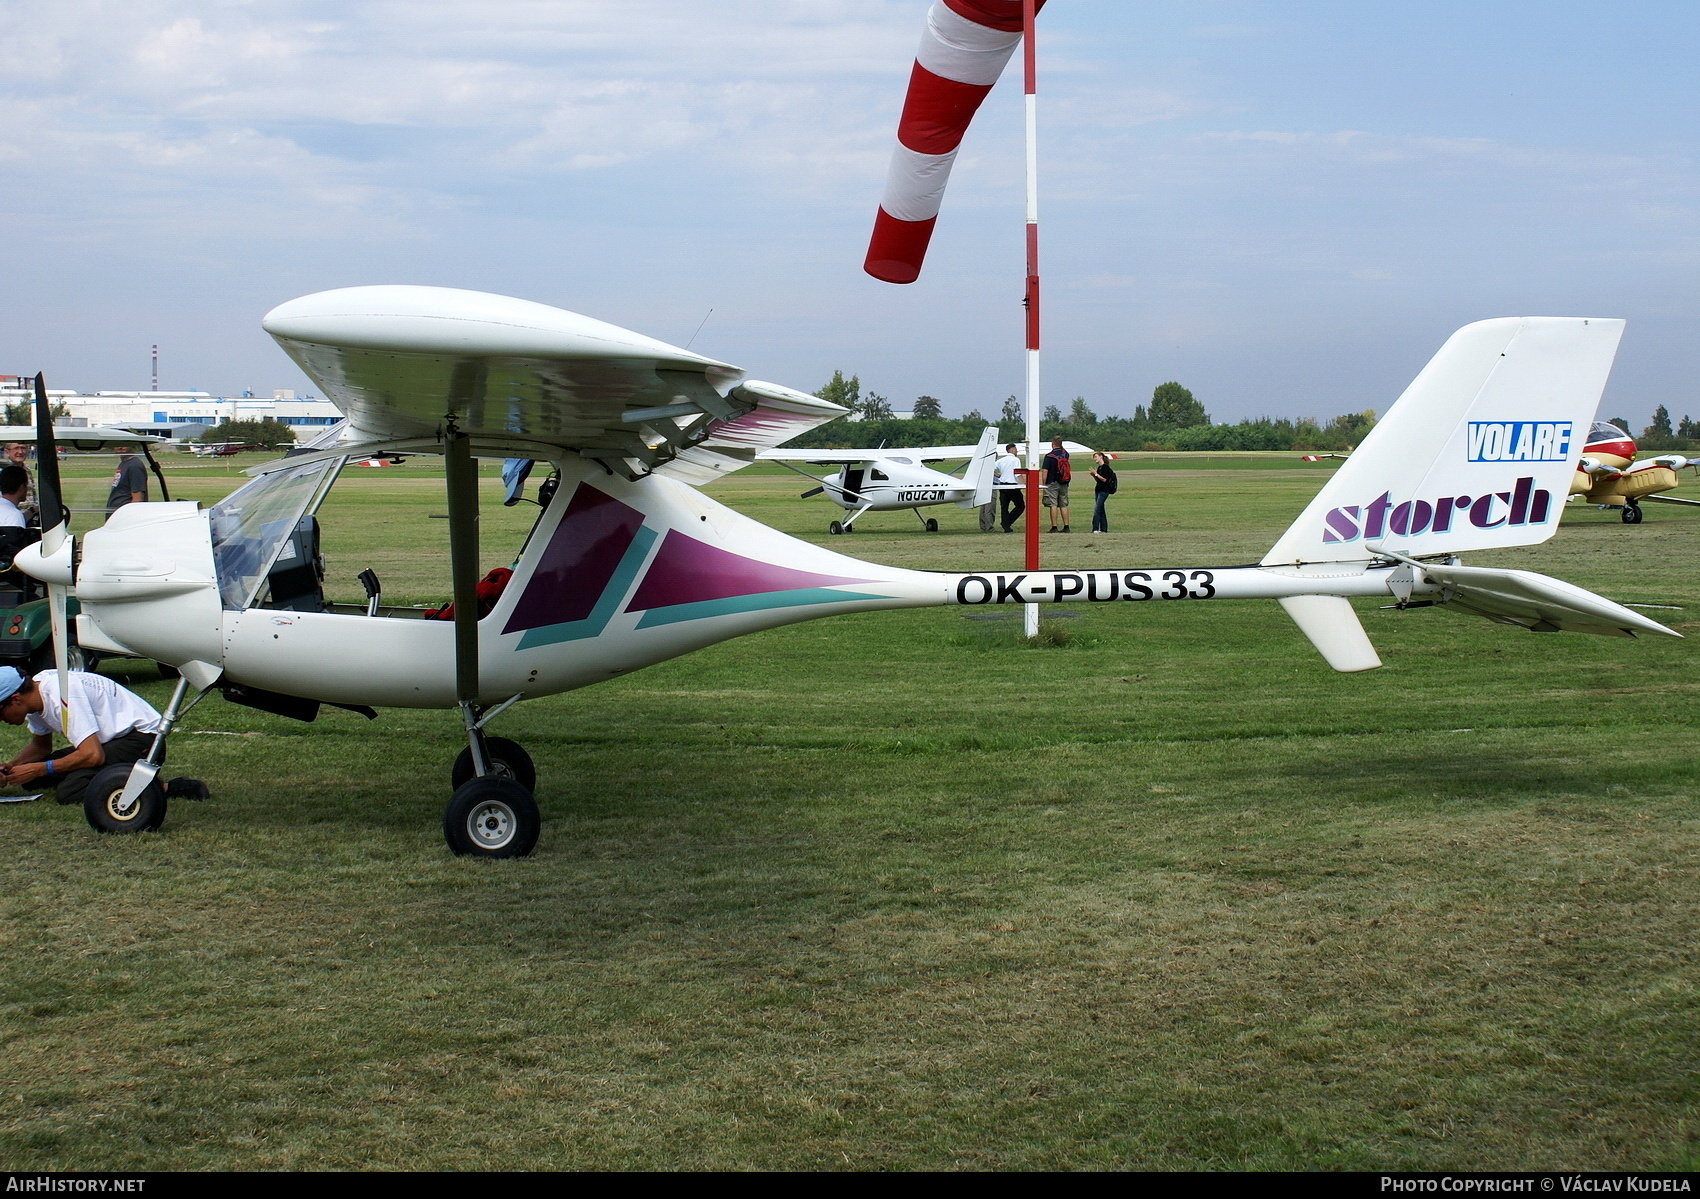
[0,667,162,806]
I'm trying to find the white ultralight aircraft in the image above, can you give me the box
[757,435,1095,534]
[14,290,1676,857]
[757,427,999,534]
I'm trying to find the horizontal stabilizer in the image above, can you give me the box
[1414,560,1682,639]
[1278,595,1383,672]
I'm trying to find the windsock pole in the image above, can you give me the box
[1021,0,1041,638]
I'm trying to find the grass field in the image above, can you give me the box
[1,452,1696,1170]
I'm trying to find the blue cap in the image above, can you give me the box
[0,666,22,702]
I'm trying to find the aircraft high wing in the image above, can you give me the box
[263,286,848,485]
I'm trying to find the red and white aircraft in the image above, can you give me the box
[1569,421,1700,523]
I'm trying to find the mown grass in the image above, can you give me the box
[0,452,1696,1169]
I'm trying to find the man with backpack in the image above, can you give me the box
[1041,436,1071,533]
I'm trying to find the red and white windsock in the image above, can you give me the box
[864,0,1046,284]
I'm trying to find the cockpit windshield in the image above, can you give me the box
[209,457,343,610]
[1589,421,1632,445]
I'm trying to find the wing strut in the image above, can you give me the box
[443,427,487,774]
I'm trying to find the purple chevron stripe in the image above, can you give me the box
[504,484,644,634]
[626,529,874,612]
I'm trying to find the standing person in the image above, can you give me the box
[993,442,1025,533]
[1089,451,1117,534]
[0,666,162,808]
[2,442,36,525]
[1041,436,1071,533]
[106,446,148,514]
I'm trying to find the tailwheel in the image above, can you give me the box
[443,777,539,858]
[451,736,537,791]
[828,521,844,535]
[1621,501,1644,524]
[924,518,939,532]
[84,764,167,835]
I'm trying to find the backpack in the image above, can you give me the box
[1051,453,1071,483]
[1100,467,1117,494]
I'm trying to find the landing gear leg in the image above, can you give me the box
[445,697,539,858]
[839,503,872,533]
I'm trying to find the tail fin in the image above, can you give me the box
[1265,317,1625,671]
[1263,317,1624,566]
[960,425,1000,508]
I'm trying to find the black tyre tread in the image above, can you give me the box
[83,763,167,834]
[450,736,537,791]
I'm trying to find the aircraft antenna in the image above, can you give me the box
[1021,0,1042,638]
[684,308,714,351]
[151,344,158,392]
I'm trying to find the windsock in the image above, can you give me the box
[864,0,1046,284]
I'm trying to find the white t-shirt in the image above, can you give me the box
[0,497,24,528]
[992,453,1022,489]
[26,670,162,746]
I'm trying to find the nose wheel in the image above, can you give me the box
[1621,499,1644,524]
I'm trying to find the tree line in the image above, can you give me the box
[1626,406,1700,452]
[792,372,1377,452]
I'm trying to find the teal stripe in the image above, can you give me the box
[633,587,893,629]
[515,525,658,649]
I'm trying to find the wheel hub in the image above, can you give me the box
[468,800,515,849]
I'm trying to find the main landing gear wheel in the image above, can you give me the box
[83,764,167,835]
[924,518,939,532]
[28,643,86,676]
[1621,501,1644,524]
[828,521,844,535]
[451,736,537,791]
[443,777,539,858]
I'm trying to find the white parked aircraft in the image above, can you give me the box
[757,435,1097,534]
[13,291,1677,859]
[757,427,999,534]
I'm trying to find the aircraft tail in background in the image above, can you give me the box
[957,425,1000,508]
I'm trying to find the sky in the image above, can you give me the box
[4,0,1698,427]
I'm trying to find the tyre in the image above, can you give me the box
[83,764,167,835]
[828,521,843,535]
[1621,503,1644,524]
[443,776,539,858]
[451,736,537,791]
[27,642,86,677]
[924,518,939,532]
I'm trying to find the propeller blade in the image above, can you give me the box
[800,486,825,499]
[32,374,64,553]
[32,374,71,722]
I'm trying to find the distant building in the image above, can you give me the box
[0,381,343,443]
